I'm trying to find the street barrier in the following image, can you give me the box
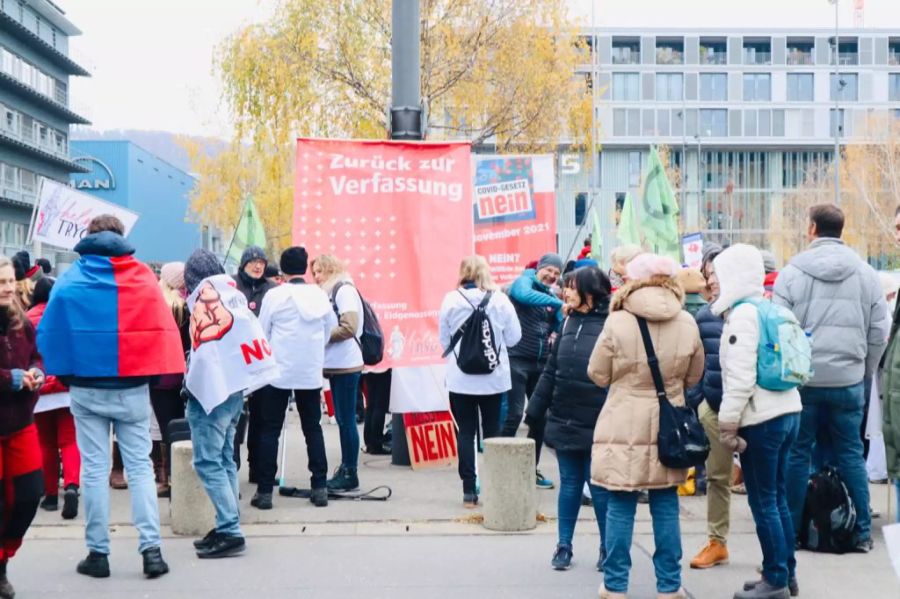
[170,440,216,536]
[482,438,537,532]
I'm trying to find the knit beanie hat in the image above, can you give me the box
[536,253,563,272]
[759,250,777,274]
[35,258,52,274]
[240,246,267,270]
[159,261,186,291]
[280,246,309,275]
[264,264,280,279]
[184,249,225,294]
[625,253,678,281]
[574,258,599,270]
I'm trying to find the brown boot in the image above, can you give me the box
[690,539,729,569]
[109,441,128,489]
[152,442,170,498]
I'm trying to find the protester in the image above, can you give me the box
[884,205,900,521]
[577,236,592,260]
[233,246,276,484]
[0,256,46,598]
[588,253,704,599]
[686,245,735,571]
[503,252,563,490]
[254,247,335,510]
[11,253,35,310]
[774,204,889,553]
[27,277,80,520]
[525,266,610,572]
[760,250,778,300]
[263,264,282,285]
[439,256,521,507]
[314,254,365,491]
[675,267,707,317]
[362,369,392,455]
[149,261,190,497]
[38,214,184,579]
[607,244,643,290]
[713,245,802,599]
[182,249,249,559]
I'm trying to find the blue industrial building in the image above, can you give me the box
[70,140,223,264]
[0,0,90,257]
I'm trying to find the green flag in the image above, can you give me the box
[638,146,680,260]
[590,207,603,261]
[616,192,641,247]
[226,198,267,265]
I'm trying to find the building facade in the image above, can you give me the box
[70,140,223,264]
[0,0,90,257]
[557,27,900,264]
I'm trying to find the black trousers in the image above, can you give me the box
[362,370,392,450]
[450,392,501,495]
[247,390,263,472]
[501,357,543,437]
[255,385,328,493]
[149,388,185,446]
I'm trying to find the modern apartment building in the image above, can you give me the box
[0,0,90,256]
[557,27,900,263]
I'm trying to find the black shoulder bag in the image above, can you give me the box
[636,316,709,469]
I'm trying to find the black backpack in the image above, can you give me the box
[798,466,858,553]
[441,290,502,375]
[331,282,384,366]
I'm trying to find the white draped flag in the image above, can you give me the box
[186,274,278,414]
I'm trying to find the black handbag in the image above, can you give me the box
[636,317,709,469]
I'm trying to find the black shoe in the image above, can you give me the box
[61,486,79,520]
[734,580,790,599]
[463,493,478,508]
[310,487,328,507]
[365,445,391,456]
[326,466,359,492]
[0,574,13,599]
[250,492,273,510]
[40,495,58,512]
[76,552,110,578]
[853,537,874,553]
[744,577,799,597]
[196,535,246,559]
[142,547,169,579]
[596,549,606,572]
[551,543,573,570]
[193,529,218,550]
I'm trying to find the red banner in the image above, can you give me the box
[473,154,556,285]
[294,139,473,368]
[403,411,458,470]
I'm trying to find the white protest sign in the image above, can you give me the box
[31,179,139,250]
[682,232,704,269]
[186,274,279,414]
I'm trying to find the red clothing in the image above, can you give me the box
[0,423,43,563]
[35,408,79,494]
[26,304,66,395]
[578,246,591,259]
[764,271,779,300]
[0,315,43,437]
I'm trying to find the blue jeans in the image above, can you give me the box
[330,372,361,469]
[740,413,800,588]
[187,392,244,537]
[786,383,871,541]
[70,385,161,555]
[604,487,681,594]
[556,449,608,553]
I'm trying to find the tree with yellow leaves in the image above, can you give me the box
[187,0,592,251]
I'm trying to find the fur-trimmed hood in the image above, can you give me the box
[611,275,685,322]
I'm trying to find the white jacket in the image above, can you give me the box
[712,244,801,427]
[438,287,522,395]
[259,280,337,390]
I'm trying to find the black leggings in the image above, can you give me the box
[449,392,501,495]
[363,371,392,450]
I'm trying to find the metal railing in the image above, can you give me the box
[0,119,70,162]
[611,49,640,64]
[787,51,814,65]
[891,51,900,66]
[743,50,771,65]
[0,185,37,206]
[700,50,727,65]
[656,48,684,64]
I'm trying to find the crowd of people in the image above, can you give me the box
[0,203,894,599]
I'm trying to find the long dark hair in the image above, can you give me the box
[567,266,611,310]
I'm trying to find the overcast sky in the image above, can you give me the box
[63,0,900,140]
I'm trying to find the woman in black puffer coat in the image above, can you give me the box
[525,266,611,572]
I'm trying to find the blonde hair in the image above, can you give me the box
[0,258,26,329]
[16,279,34,310]
[159,278,187,327]
[611,244,644,268]
[313,254,345,283]
[457,255,497,291]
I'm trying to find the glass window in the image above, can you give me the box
[657,109,670,135]
[656,40,684,65]
[890,74,900,102]
[699,109,728,136]
[700,40,727,65]
[628,151,642,187]
[612,39,640,64]
[627,109,640,136]
[743,73,771,101]
[830,108,845,137]
[613,109,626,136]
[655,73,683,101]
[830,73,858,102]
[699,73,727,101]
[612,73,640,101]
[787,74,814,101]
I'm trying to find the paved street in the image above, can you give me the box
[17,416,900,598]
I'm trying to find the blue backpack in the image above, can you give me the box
[734,297,812,391]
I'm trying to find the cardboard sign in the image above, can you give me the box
[403,411,458,470]
[31,179,139,249]
[682,232,704,269]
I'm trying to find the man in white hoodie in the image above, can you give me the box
[253,247,337,509]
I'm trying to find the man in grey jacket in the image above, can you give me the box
[774,203,890,552]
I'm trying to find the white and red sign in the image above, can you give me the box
[682,232,703,269]
[403,411,458,470]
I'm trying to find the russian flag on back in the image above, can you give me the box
[37,233,185,379]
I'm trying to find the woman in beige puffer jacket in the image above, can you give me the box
[588,254,704,599]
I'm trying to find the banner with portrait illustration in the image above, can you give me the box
[30,179,139,250]
[473,154,556,285]
[294,139,473,369]
[185,274,279,414]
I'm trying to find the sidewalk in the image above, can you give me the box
[23,414,900,598]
